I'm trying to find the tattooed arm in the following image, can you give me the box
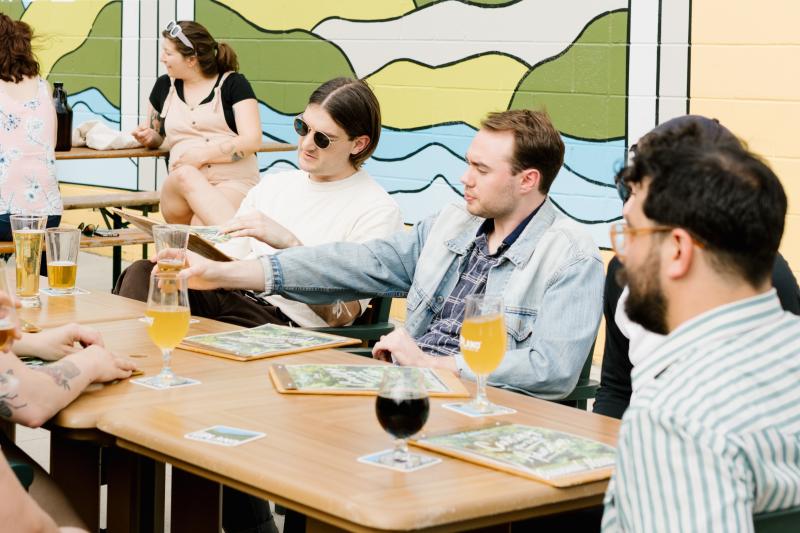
[204,98,262,164]
[0,346,137,428]
[131,104,165,149]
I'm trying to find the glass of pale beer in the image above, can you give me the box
[45,228,80,294]
[0,265,18,353]
[153,225,189,273]
[146,271,191,387]
[460,294,507,413]
[10,215,47,307]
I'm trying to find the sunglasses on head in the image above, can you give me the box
[293,116,339,150]
[165,20,194,50]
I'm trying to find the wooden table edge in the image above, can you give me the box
[110,436,605,533]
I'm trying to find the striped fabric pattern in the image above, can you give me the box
[602,290,800,532]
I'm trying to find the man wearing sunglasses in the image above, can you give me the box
[593,116,800,420]
[600,119,800,531]
[182,109,605,400]
[117,77,402,330]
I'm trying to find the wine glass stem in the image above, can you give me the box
[160,348,174,379]
[393,438,409,464]
[475,373,489,409]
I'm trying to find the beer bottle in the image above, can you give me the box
[52,82,73,152]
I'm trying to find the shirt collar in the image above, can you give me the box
[476,199,545,256]
[631,289,784,391]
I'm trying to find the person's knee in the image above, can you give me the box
[113,260,155,301]
[170,166,204,194]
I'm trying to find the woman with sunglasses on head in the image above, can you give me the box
[0,15,62,251]
[132,20,262,226]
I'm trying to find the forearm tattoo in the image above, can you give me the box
[149,109,162,132]
[33,361,80,391]
[219,140,245,162]
[0,369,27,419]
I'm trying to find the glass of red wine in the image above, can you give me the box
[375,367,430,469]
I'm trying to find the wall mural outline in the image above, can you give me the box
[0,0,692,248]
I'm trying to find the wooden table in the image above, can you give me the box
[17,283,146,329]
[54,141,296,283]
[61,327,621,533]
[45,316,244,532]
[54,141,295,160]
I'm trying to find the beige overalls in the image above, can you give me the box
[160,72,259,209]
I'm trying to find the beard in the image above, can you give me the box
[622,252,670,335]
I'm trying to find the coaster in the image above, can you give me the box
[40,287,90,296]
[357,449,441,472]
[131,375,201,390]
[442,402,517,418]
[185,425,266,447]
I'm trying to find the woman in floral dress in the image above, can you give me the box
[0,14,62,243]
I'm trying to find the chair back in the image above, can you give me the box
[312,297,394,345]
[554,338,599,410]
[9,459,34,491]
[754,507,800,532]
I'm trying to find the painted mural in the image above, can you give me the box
[0,0,692,248]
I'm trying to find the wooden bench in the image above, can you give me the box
[0,228,152,289]
[61,190,161,283]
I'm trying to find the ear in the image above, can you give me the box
[663,228,695,280]
[519,168,542,194]
[350,135,370,156]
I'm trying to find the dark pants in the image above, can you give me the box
[0,213,61,276]
[113,260,293,328]
[113,259,284,533]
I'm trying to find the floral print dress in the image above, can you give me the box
[0,77,62,216]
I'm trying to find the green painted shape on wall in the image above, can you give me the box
[47,1,121,109]
[197,0,355,114]
[414,0,519,8]
[0,1,25,20]
[510,10,628,140]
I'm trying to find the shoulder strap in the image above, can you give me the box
[160,77,177,118]
[213,71,234,112]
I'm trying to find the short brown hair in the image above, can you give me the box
[481,109,564,194]
[0,14,39,82]
[308,78,381,168]
[162,21,239,77]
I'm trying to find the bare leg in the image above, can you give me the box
[1,437,89,529]
[172,167,249,226]
[160,173,194,224]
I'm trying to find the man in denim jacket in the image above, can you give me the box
[184,110,604,399]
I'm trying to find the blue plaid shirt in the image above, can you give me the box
[416,204,541,356]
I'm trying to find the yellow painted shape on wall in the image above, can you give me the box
[22,0,112,78]
[365,55,529,129]
[219,0,415,31]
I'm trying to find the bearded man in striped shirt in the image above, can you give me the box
[601,120,800,532]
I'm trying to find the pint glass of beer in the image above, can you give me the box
[45,228,80,294]
[153,225,190,272]
[10,215,47,307]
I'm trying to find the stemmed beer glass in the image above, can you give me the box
[459,294,507,414]
[375,367,430,469]
[145,271,191,387]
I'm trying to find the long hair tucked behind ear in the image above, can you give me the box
[162,21,239,76]
[307,78,382,168]
[0,13,40,82]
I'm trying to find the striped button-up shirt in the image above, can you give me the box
[602,290,800,532]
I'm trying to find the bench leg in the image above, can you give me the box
[112,213,123,287]
[141,206,150,260]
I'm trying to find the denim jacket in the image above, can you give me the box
[261,199,604,399]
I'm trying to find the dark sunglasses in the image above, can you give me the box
[77,223,118,238]
[615,179,630,203]
[293,116,339,150]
